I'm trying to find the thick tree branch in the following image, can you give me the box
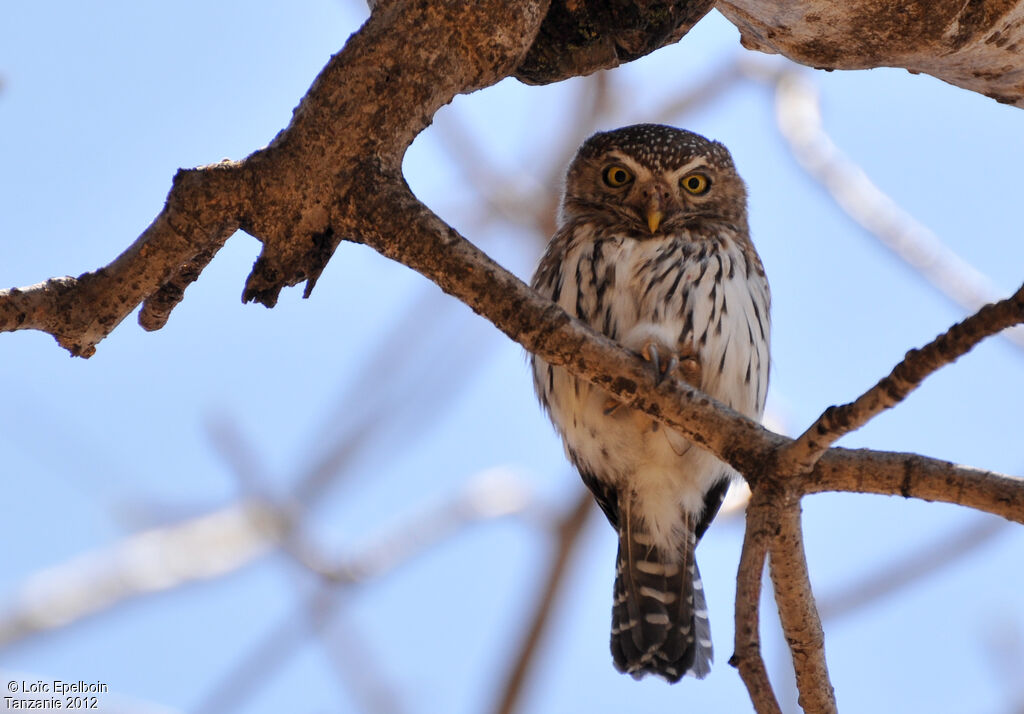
[10,169,1019,532]
[6,2,1023,355]
[515,0,714,83]
[718,0,1024,107]
[1,1,550,356]
[781,282,1024,474]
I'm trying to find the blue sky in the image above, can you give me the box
[2,2,1023,713]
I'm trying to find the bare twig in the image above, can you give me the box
[781,282,1024,473]
[492,489,594,714]
[291,284,495,510]
[206,416,409,714]
[196,589,405,714]
[767,498,837,714]
[433,72,612,243]
[730,491,783,714]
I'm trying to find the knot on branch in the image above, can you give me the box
[515,0,714,84]
[242,225,345,307]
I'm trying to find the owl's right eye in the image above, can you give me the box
[602,165,634,188]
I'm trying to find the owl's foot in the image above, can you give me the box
[641,341,679,386]
[641,341,702,388]
[605,343,699,415]
[677,347,702,387]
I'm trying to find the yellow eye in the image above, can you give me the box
[681,173,711,195]
[602,165,634,188]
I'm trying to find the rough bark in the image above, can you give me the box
[717,0,1024,106]
[515,0,715,83]
[768,500,837,714]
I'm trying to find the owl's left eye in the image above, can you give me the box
[681,173,711,195]
[602,165,634,188]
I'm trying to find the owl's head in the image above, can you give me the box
[560,124,748,238]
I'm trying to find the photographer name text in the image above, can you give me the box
[5,681,108,710]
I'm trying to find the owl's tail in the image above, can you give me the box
[610,503,712,683]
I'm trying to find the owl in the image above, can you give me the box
[531,124,770,682]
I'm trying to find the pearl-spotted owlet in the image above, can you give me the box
[531,124,770,682]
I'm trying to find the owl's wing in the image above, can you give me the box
[530,224,575,298]
[580,466,620,529]
[694,476,730,541]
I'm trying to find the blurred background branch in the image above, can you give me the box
[765,65,1024,353]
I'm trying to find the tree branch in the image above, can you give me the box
[514,0,714,83]
[0,162,243,356]
[718,0,1024,107]
[1,1,550,356]
[731,492,783,714]
[805,449,1024,525]
[768,498,837,714]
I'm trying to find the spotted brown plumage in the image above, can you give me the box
[531,124,770,682]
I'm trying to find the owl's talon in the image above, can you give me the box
[641,342,657,366]
[641,342,703,387]
[663,355,679,380]
[641,341,676,386]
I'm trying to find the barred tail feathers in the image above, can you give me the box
[610,501,712,682]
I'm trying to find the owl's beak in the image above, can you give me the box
[646,209,663,234]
